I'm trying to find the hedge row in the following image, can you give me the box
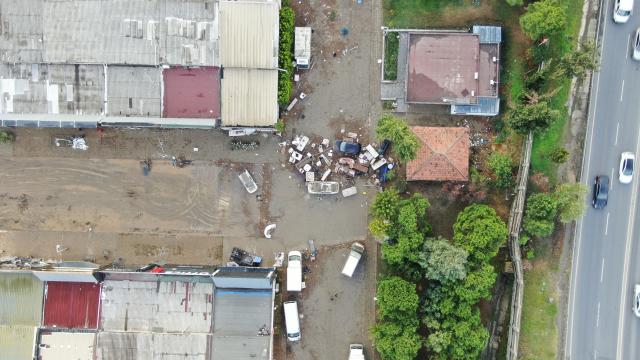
[278,7,295,105]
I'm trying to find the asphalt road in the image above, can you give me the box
[566,1,640,359]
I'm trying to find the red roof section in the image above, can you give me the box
[407,127,469,181]
[43,282,101,329]
[163,66,220,118]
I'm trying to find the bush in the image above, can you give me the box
[394,180,407,193]
[278,7,295,105]
[527,44,549,66]
[281,0,291,6]
[487,152,514,188]
[0,131,13,144]
[384,32,400,81]
[275,120,285,133]
[524,70,548,93]
[549,147,570,164]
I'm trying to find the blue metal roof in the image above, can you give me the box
[451,97,500,116]
[473,26,502,44]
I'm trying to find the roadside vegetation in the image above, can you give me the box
[379,0,593,358]
[383,32,399,80]
[278,6,295,105]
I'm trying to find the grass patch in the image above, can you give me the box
[519,268,558,360]
[383,0,463,28]
[384,32,400,80]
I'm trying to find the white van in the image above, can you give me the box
[341,242,365,277]
[348,344,366,360]
[287,251,302,292]
[283,301,301,341]
[614,0,634,23]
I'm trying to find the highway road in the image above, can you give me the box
[566,1,640,359]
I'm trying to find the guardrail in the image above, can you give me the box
[506,132,534,360]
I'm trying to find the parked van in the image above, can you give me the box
[283,301,301,341]
[614,0,634,23]
[287,251,302,292]
[348,344,366,360]
[341,242,365,277]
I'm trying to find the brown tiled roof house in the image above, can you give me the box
[407,127,469,181]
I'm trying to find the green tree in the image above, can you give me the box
[549,147,570,164]
[487,152,514,188]
[554,182,589,223]
[554,40,599,79]
[370,319,423,360]
[375,114,422,163]
[523,216,555,237]
[368,218,391,237]
[453,264,497,304]
[526,193,558,220]
[519,0,567,40]
[442,313,490,360]
[453,204,508,268]
[370,187,400,220]
[507,102,560,135]
[418,237,468,284]
[377,277,419,321]
[426,330,451,354]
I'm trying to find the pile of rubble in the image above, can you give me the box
[281,132,392,195]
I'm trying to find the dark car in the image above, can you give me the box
[334,140,361,155]
[378,139,391,155]
[593,175,609,209]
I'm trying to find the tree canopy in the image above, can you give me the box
[519,0,567,40]
[453,204,508,268]
[554,41,599,79]
[554,182,589,223]
[418,237,468,284]
[507,101,560,135]
[375,114,422,163]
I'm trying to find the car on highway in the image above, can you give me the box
[334,140,361,155]
[619,152,635,183]
[307,181,339,194]
[633,28,640,60]
[634,284,640,317]
[238,169,258,193]
[593,175,609,209]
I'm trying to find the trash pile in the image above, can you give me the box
[54,135,88,150]
[281,132,393,193]
[0,255,51,269]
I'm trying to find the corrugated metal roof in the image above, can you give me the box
[0,325,36,360]
[0,273,44,326]
[0,0,220,66]
[212,267,275,289]
[43,282,101,329]
[473,25,502,44]
[451,96,500,116]
[220,68,278,127]
[39,332,96,360]
[100,280,214,333]
[219,1,279,68]
[96,332,208,360]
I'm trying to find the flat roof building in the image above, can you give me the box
[382,26,502,116]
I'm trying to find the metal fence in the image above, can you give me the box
[506,132,534,360]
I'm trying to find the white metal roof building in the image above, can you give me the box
[221,68,278,127]
[0,0,280,129]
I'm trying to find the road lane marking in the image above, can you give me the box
[628,33,631,58]
[602,258,605,282]
[598,302,601,327]
[606,213,610,235]
[568,3,607,355]
[612,168,615,190]
[616,123,620,145]
[615,120,640,360]
[621,80,625,101]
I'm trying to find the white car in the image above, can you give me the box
[634,284,640,317]
[619,152,635,184]
[238,169,258,193]
[307,181,339,194]
[633,28,640,60]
